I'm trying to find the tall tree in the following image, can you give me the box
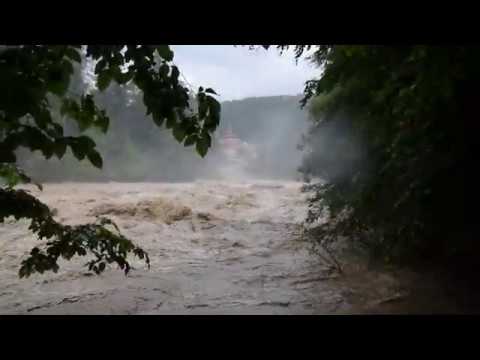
[0,45,221,277]
[267,45,471,265]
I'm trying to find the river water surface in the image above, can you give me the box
[0,181,461,314]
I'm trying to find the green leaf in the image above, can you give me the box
[33,110,51,129]
[50,123,64,138]
[95,59,107,73]
[76,112,93,132]
[47,67,70,96]
[207,96,221,113]
[62,60,74,75]
[203,132,212,148]
[198,98,207,119]
[53,141,67,159]
[97,70,112,91]
[60,99,79,117]
[43,144,55,160]
[116,71,133,85]
[159,64,169,78]
[173,125,186,143]
[65,47,81,63]
[96,113,109,133]
[77,136,96,150]
[0,149,16,163]
[69,136,96,161]
[152,112,165,127]
[156,45,174,62]
[205,88,218,95]
[196,135,210,157]
[166,111,176,129]
[0,164,21,187]
[171,66,180,83]
[82,95,96,116]
[87,150,103,169]
[204,96,221,129]
[70,143,86,161]
[184,135,197,147]
[98,262,106,272]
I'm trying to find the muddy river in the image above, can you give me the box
[0,181,462,314]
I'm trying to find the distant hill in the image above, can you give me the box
[18,93,310,182]
[217,95,309,178]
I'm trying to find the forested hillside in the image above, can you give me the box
[219,95,309,179]
[17,83,309,182]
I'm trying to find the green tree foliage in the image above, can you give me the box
[17,78,205,182]
[272,45,471,264]
[0,45,221,277]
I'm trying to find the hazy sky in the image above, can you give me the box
[171,45,318,101]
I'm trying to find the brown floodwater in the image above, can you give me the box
[0,181,463,314]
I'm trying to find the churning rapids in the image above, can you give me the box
[0,181,460,314]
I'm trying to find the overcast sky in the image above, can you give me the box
[171,45,318,102]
